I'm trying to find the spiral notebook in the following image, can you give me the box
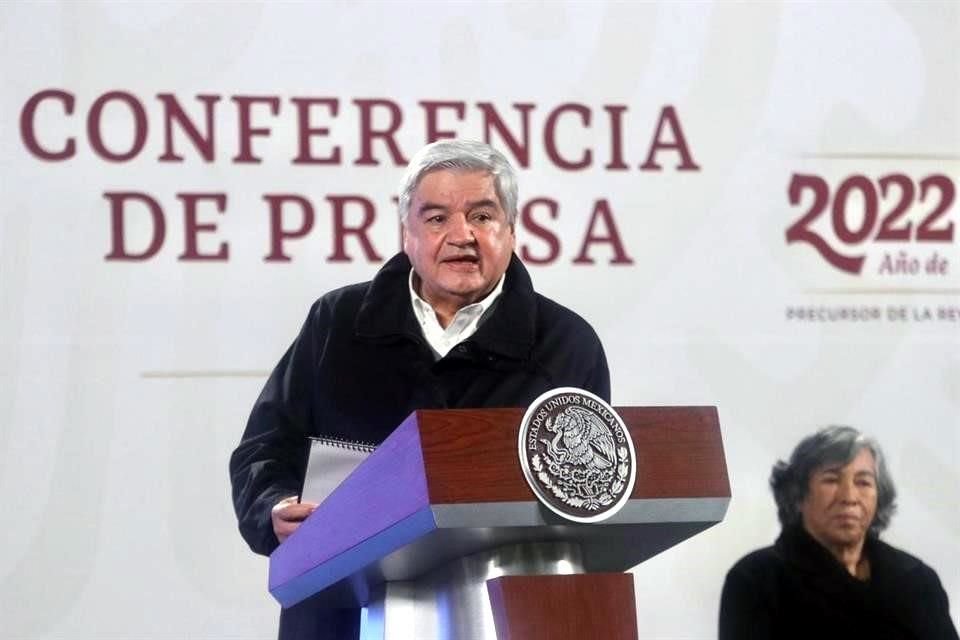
[299,436,376,505]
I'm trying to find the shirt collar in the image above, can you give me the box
[408,270,507,359]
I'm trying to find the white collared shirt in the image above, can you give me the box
[408,270,506,359]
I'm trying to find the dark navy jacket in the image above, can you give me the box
[229,252,609,639]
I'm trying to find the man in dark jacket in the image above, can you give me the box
[230,140,610,640]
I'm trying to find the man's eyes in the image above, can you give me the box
[424,211,495,224]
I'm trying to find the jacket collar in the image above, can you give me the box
[777,525,853,579]
[776,524,918,584]
[355,252,537,360]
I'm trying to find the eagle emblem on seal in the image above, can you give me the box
[543,405,617,471]
[518,387,637,523]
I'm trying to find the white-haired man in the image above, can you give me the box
[230,140,610,640]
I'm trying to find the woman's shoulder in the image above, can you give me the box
[725,543,785,584]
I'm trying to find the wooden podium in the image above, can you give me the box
[268,406,729,639]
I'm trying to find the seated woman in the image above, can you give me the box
[719,426,958,639]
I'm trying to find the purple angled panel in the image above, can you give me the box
[269,412,432,597]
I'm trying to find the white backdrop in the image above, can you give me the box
[1,1,957,638]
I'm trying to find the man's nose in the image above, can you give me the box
[446,214,476,245]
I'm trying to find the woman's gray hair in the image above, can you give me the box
[769,425,897,535]
[397,139,519,225]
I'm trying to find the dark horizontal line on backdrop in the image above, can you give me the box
[797,152,960,161]
[802,289,960,296]
[141,370,270,379]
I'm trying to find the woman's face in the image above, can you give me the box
[800,448,878,550]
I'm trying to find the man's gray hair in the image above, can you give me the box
[397,139,519,225]
[769,425,897,535]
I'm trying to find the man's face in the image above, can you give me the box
[800,448,878,550]
[403,169,515,312]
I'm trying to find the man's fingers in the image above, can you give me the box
[273,501,318,522]
[271,498,320,543]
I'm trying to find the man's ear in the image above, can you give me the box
[401,222,409,253]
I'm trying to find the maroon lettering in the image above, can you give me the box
[326,195,383,263]
[477,102,535,168]
[604,105,629,170]
[88,91,148,162]
[20,95,706,175]
[875,174,914,241]
[785,173,863,274]
[263,194,315,262]
[420,100,466,142]
[354,99,406,166]
[291,97,341,165]
[177,193,229,261]
[639,105,700,171]
[544,104,591,170]
[832,175,877,244]
[572,199,634,264]
[232,96,280,163]
[20,89,76,160]
[104,192,165,261]
[916,175,956,242]
[520,198,561,264]
[157,93,221,162]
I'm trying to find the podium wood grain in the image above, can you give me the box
[417,406,727,502]
[487,574,638,640]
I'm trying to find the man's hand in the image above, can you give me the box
[271,496,318,544]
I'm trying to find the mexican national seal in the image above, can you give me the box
[518,387,636,523]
